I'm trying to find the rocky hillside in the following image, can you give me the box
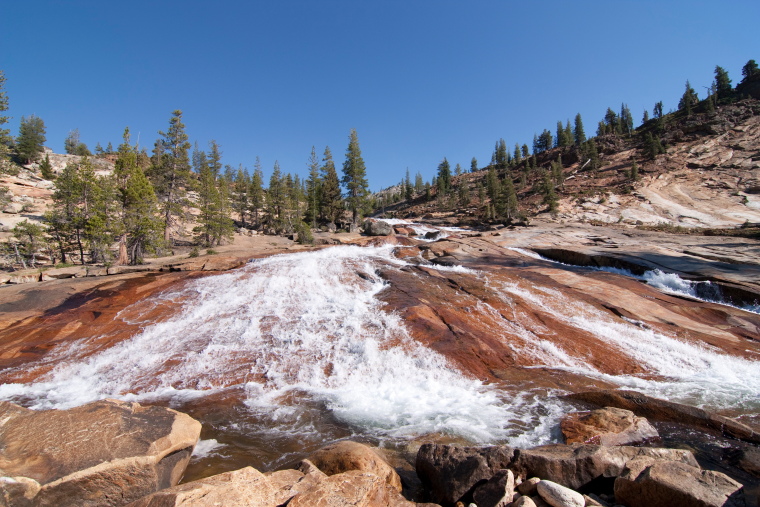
[378,99,760,229]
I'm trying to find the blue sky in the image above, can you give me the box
[2,1,758,191]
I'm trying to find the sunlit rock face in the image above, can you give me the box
[0,229,758,478]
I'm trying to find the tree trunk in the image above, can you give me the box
[117,234,128,265]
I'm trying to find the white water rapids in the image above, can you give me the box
[1,243,758,467]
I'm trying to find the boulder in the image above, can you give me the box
[393,226,416,236]
[536,480,584,507]
[287,470,390,507]
[517,477,541,496]
[565,390,760,444]
[512,497,538,507]
[472,469,515,507]
[511,444,697,490]
[0,399,201,507]
[430,255,460,267]
[126,467,278,507]
[308,440,402,492]
[614,456,746,507]
[364,219,394,236]
[424,231,442,240]
[560,407,659,446]
[0,476,41,507]
[267,467,325,505]
[415,444,514,505]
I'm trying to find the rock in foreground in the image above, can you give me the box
[0,399,201,507]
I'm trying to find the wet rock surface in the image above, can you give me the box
[560,407,659,446]
[0,399,201,507]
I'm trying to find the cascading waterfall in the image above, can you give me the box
[496,279,760,411]
[0,245,564,455]
[1,241,758,470]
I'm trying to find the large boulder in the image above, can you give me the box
[565,390,760,444]
[126,467,279,507]
[287,470,392,507]
[308,441,402,492]
[0,399,201,507]
[471,469,515,507]
[614,456,746,507]
[511,444,697,491]
[415,444,514,505]
[536,480,584,507]
[560,407,659,446]
[364,219,394,236]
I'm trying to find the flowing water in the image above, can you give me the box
[1,242,759,479]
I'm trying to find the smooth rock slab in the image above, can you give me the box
[309,440,403,492]
[536,480,584,507]
[288,470,391,507]
[126,467,278,507]
[512,443,697,490]
[614,456,746,507]
[0,399,201,507]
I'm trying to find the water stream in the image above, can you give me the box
[0,242,758,477]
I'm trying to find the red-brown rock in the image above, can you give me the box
[560,407,659,446]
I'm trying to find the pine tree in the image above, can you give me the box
[540,169,558,212]
[305,147,321,227]
[513,144,521,165]
[454,163,462,176]
[620,103,633,135]
[486,165,500,202]
[233,166,250,227]
[437,157,451,195]
[193,146,220,246]
[653,101,664,119]
[320,147,342,224]
[0,70,11,163]
[266,161,285,229]
[521,144,529,159]
[113,128,162,265]
[16,115,46,164]
[341,129,369,225]
[249,158,264,228]
[714,65,732,101]
[678,80,698,116]
[742,60,759,81]
[404,168,413,200]
[414,171,423,192]
[642,110,650,124]
[574,114,586,145]
[39,154,55,180]
[65,129,82,155]
[630,159,639,181]
[151,110,191,244]
[643,132,665,159]
[470,157,478,173]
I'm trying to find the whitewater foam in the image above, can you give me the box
[0,245,560,446]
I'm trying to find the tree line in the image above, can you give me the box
[386,59,759,220]
[0,70,372,267]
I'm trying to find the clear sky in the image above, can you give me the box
[2,1,758,191]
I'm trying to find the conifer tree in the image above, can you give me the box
[642,110,650,124]
[320,147,342,224]
[454,163,462,176]
[152,110,191,244]
[620,104,633,135]
[305,147,321,227]
[521,144,529,159]
[404,168,413,200]
[742,60,759,81]
[114,128,162,264]
[643,132,665,159]
[653,101,664,119]
[39,154,55,180]
[714,65,732,101]
[0,70,10,162]
[539,169,558,212]
[573,113,586,145]
[11,220,46,268]
[470,157,478,173]
[233,166,250,228]
[678,81,698,116]
[630,159,639,181]
[16,115,46,164]
[437,157,451,195]
[414,171,423,192]
[341,129,368,225]
[266,161,285,229]
[513,144,521,165]
[249,158,264,228]
[486,165,500,202]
